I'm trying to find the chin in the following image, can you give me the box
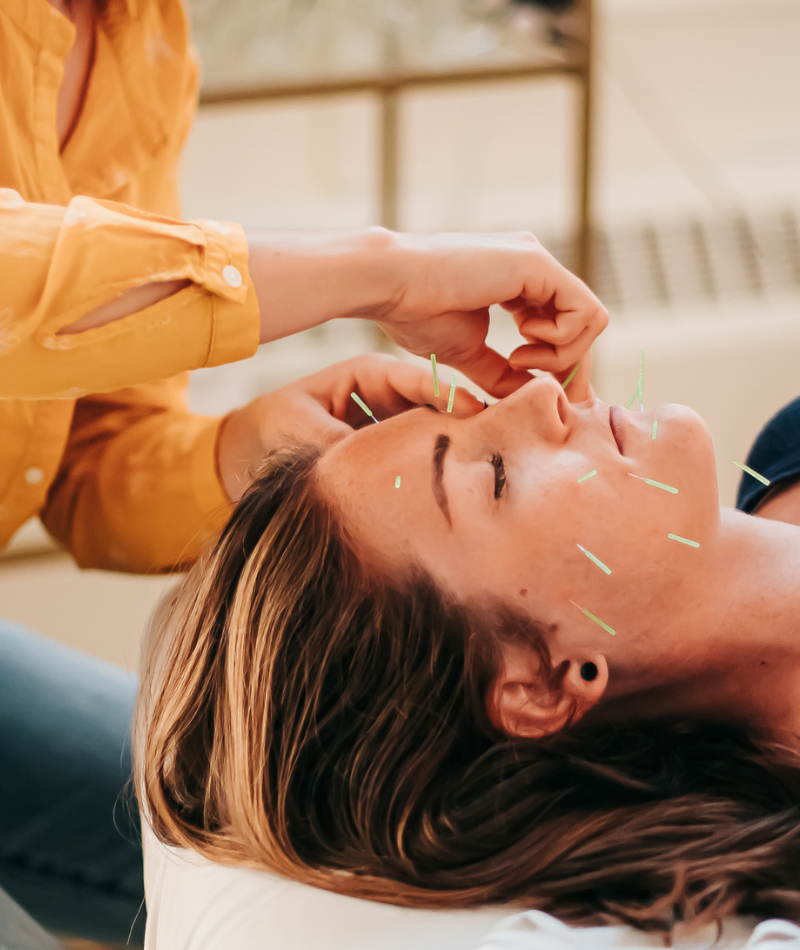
[659,402,719,504]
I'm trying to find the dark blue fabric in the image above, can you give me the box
[0,620,145,945]
[736,396,800,513]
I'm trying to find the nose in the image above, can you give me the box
[487,375,571,443]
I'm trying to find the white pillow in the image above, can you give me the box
[144,825,800,950]
[143,824,511,950]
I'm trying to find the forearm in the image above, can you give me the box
[244,225,401,343]
[60,226,402,345]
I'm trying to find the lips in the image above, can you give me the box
[609,406,624,454]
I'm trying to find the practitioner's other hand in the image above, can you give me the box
[379,231,607,401]
[215,354,482,501]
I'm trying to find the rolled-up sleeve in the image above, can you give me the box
[0,188,260,399]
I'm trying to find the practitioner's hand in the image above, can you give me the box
[540,351,595,404]
[379,231,608,400]
[507,290,595,403]
[215,355,482,501]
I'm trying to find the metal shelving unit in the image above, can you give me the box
[198,0,595,283]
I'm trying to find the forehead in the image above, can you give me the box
[317,408,449,571]
[319,407,432,484]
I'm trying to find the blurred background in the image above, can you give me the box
[2,0,799,675]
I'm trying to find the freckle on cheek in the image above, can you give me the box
[519,588,528,597]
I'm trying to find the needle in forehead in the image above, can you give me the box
[432,433,452,526]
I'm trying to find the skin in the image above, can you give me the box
[317,377,800,748]
[49,0,96,151]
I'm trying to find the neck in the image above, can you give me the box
[604,507,800,743]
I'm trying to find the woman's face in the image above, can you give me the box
[317,377,720,682]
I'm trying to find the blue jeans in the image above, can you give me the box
[0,885,64,950]
[0,621,145,945]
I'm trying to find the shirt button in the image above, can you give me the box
[24,467,44,485]
[222,265,242,288]
[0,188,25,208]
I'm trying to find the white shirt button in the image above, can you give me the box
[25,467,44,485]
[0,188,25,209]
[222,265,242,288]
[64,207,86,226]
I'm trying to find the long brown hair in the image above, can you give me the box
[137,443,800,940]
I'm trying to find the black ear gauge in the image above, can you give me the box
[580,662,598,682]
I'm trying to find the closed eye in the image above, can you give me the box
[491,452,506,499]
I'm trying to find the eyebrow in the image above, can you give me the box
[432,433,452,526]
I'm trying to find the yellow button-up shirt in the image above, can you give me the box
[0,0,261,572]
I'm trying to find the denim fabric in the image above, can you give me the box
[0,884,64,950]
[0,621,145,945]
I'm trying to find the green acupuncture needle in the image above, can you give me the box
[350,392,379,424]
[625,388,638,409]
[562,363,580,390]
[577,544,612,575]
[628,473,678,494]
[733,460,770,486]
[395,475,402,489]
[637,350,645,411]
[447,373,457,413]
[577,469,598,483]
[430,354,440,398]
[651,419,659,440]
[667,533,700,548]
[571,600,616,636]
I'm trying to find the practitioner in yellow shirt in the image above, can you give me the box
[0,0,607,944]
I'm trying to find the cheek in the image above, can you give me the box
[444,407,718,622]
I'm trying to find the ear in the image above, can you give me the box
[486,641,608,739]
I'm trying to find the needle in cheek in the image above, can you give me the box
[668,533,699,548]
[577,544,612,575]
[628,473,678,494]
[570,600,616,636]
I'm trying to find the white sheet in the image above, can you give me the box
[144,825,800,950]
[477,911,800,950]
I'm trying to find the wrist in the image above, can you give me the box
[215,400,269,502]
[245,226,402,345]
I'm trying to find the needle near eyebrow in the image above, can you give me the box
[350,392,379,424]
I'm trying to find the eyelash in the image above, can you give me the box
[491,452,506,499]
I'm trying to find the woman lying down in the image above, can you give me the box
[136,354,800,949]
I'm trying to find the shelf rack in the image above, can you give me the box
[198,0,595,283]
